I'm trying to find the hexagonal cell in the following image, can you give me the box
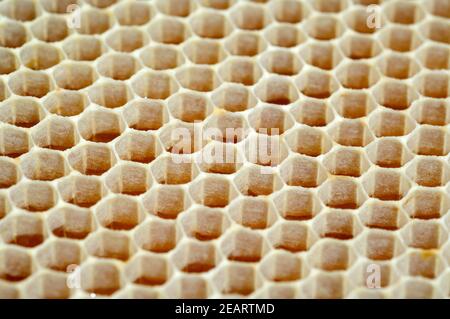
[373,80,418,111]
[113,1,153,25]
[77,8,111,35]
[10,181,56,212]
[363,169,411,201]
[36,240,82,272]
[0,48,18,74]
[0,0,37,21]
[181,207,229,241]
[190,11,232,39]
[296,69,339,99]
[339,34,382,60]
[330,119,374,147]
[97,53,140,80]
[151,155,196,184]
[24,272,70,299]
[148,17,190,44]
[211,84,257,112]
[273,187,322,221]
[68,143,116,176]
[313,210,362,240]
[333,90,376,120]
[123,99,167,131]
[0,97,44,128]
[115,131,160,164]
[88,81,131,109]
[224,31,267,56]
[84,0,117,9]
[58,175,104,208]
[257,284,299,299]
[336,61,380,89]
[254,76,298,105]
[106,27,147,52]
[0,79,8,102]
[290,98,333,126]
[424,0,450,18]
[379,26,423,52]
[319,177,367,209]
[53,62,96,90]
[168,92,211,123]
[126,254,170,286]
[143,185,190,219]
[268,221,315,252]
[132,71,178,99]
[306,15,344,40]
[0,157,19,189]
[159,122,203,154]
[233,164,283,196]
[8,70,52,98]
[401,220,446,250]
[369,110,415,137]
[199,0,235,9]
[156,0,195,17]
[385,0,425,24]
[47,206,95,240]
[134,219,179,253]
[96,196,143,231]
[302,272,348,299]
[20,149,68,181]
[393,279,442,299]
[78,109,125,142]
[323,147,370,177]
[204,111,248,143]
[418,44,449,70]
[345,7,385,34]
[189,175,237,208]
[260,50,302,76]
[279,155,327,188]
[377,53,420,80]
[137,47,181,72]
[260,251,303,282]
[0,20,28,48]
[244,133,289,167]
[249,106,293,136]
[265,24,305,48]
[359,201,408,231]
[309,240,354,271]
[85,230,134,261]
[415,72,449,99]
[221,228,267,262]
[410,99,449,126]
[165,275,209,299]
[357,229,405,261]
[229,197,277,229]
[20,43,62,70]
[62,36,104,61]
[30,15,69,42]
[219,57,262,86]
[230,3,271,31]
[0,125,30,158]
[348,261,397,289]
[0,214,45,248]
[407,126,450,156]
[0,247,32,282]
[397,251,445,280]
[80,262,121,296]
[214,263,262,296]
[105,163,151,196]
[406,157,449,187]
[271,0,309,23]
[421,19,450,45]
[172,241,217,273]
[196,141,242,174]
[299,42,342,71]
[43,90,87,117]
[366,138,413,168]
[403,189,449,220]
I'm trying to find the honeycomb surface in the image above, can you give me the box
[0,0,449,299]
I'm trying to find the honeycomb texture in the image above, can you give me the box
[0,0,449,299]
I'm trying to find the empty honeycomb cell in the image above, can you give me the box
[234,164,282,196]
[254,76,298,105]
[134,219,178,253]
[272,0,309,23]
[290,99,333,126]
[78,8,111,35]
[0,48,18,74]
[36,240,82,272]
[419,44,449,70]
[43,90,87,117]
[96,196,143,231]
[244,133,289,166]
[403,189,448,220]
[115,131,159,164]
[151,155,196,185]
[297,70,339,99]
[205,111,247,143]
[336,62,380,89]
[340,34,382,60]
[30,15,69,42]
[176,66,221,92]
[221,228,266,262]
[319,177,366,209]
[374,80,418,110]
[0,248,32,282]
[323,147,370,177]
[349,261,395,289]
[0,98,44,128]
[229,197,276,229]
[189,175,236,208]
[149,18,190,45]
[39,0,78,14]
[330,119,373,147]
[105,163,151,196]
[378,53,420,80]
[269,221,314,252]
[314,210,362,240]
[219,58,262,86]
[303,273,347,299]
[411,99,449,126]
[32,116,77,150]
[126,254,170,286]
[68,143,116,176]
[0,158,19,189]
[366,138,412,168]
[159,122,203,154]
[166,276,209,299]
[0,214,45,248]
[58,175,104,208]
[386,0,425,24]
[78,109,125,142]
[214,263,260,296]
[10,181,56,212]
[249,105,293,135]
[81,262,121,296]
[123,99,167,131]
[334,90,375,120]
[132,71,179,99]
[25,272,71,299]
[258,284,298,299]
[168,92,211,123]
[20,42,62,71]
[280,155,327,188]
[360,201,406,231]
[362,230,402,261]
[416,72,449,99]
[0,125,30,158]
[8,70,51,98]
[402,220,444,250]
[0,0,37,21]
[407,126,449,156]
[173,241,217,273]
[62,36,104,61]
[265,24,305,48]
[181,207,228,240]
[191,12,232,39]
[306,15,344,40]
[197,142,242,174]
[200,0,235,10]
[393,279,440,299]
[85,0,117,9]
[139,47,182,72]
[114,1,152,25]
[345,7,384,34]
[85,230,134,261]
[260,50,302,76]
[143,185,189,219]
[97,53,140,80]
[300,42,343,71]
[106,27,147,53]
[0,79,9,102]
[310,240,352,271]
[273,187,322,220]
[422,20,450,44]
[399,251,443,279]
[53,62,96,90]
[156,0,195,17]
[185,40,227,66]
[224,31,267,57]
[425,0,450,18]
[231,3,270,31]
[364,169,411,201]
[380,26,423,52]
[369,110,415,137]
[407,157,448,187]
[20,149,68,181]
[0,193,10,219]
[47,206,94,239]
[211,84,256,112]
[0,20,28,48]
[313,0,347,13]
[260,251,302,282]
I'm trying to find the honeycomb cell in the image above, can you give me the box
[313,210,362,240]
[166,276,209,299]
[0,97,44,128]
[126,254,170,286]
[0,214,45,248]
[385,1,425,24]
[319,177,367,209]
[329,119,374,147]
[173,241,217,273]
[273,187,322,220]
[20,43,62,71]
[181,207,228,241]
[380,26,423,52]
[410,99,449,126]
[123,99,167,131]
[189,175,236,208]
[221,228,266,262]
[0,125,30,158]
[415,72,449,99]
[421,20,450,44]
[80,262,121,296]
[115,131,160,164]
[309,240,353,271]
[143,185,189,219]
[406,157,449,187]
[323,147,370,177]
[272,0,309,23]
[398,251,444,279]
[47,206,94,239]
[62,36,104,61]
[313,0,346,13]
[53,62,96,90]
[132,71,179,99]
[134,219,178,253]
[20,149,68,181]
[359,230,404,261]
[290,98,334,126]
[363,169,411,201]
[230,3,271,31]
[96,196,142,231]
[156,0,195,17]
[260,251,302,282]
[234,165,283,196]
[279,155,327,188]
[105,163,151,196]
[296,69,339,99]
[85,230,134,261]
[106,27,147,53]
[39,0,78,14]
[58,175,104,208]
[36,240,82,272]
[269,221,315,252]
[402,220,445,250]
[369,110,415,137]
[306,15,344,40]
[229,197,276,229]
[265,24,305,48]
[78,8,111,35]
[113,1,153,26]
[407,126,450,156]
[418,44,449,70]
[43,90,87,117]
[32,116,77,150]
[0,158,19,189]
[249,105,293,136]
[403,189,448,220]
[219,58,262,86]
[336,61,380,89]
[25,272,70,299]
[0,247,32,282]
[68,143,116,176]
[359,201,407,231]
[393,279,441,299]
[97,53,140,80]
[0,48,18,74]
[366,138,413,168]
[84,0,117,9]
[168,92,211,123]
[204,111,248,143]
[260,50,302,76]
[148,18,190,45]
[303,272,347,299]
[244,133,289,166]
[8,70,51,98]
[340,34,382,60]
[190,12,232,39]
[224,31,267,57]
[0,0,37,22]
[212,84,257,112]
[345,7,384,34]
[78,109,125,142]
[176,66,221,92]
[255,76,298,105]
[31,15,68,42]
[0,20,28,48]
[378,53,420,80]
[373,80,418,110]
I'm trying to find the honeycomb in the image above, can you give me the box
[0,0,449,299]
